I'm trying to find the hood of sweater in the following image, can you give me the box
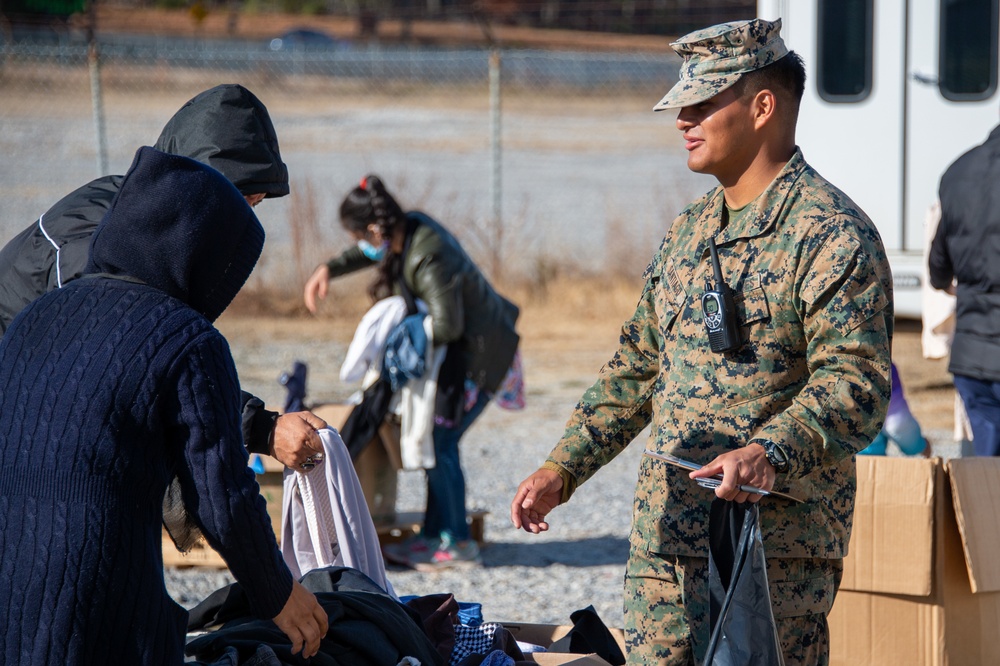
[85,146,265,323]
[153,84,289,199]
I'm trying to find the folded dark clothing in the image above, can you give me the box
[185,566,445,666]
[548,605,625,666]
[403,592,459,663]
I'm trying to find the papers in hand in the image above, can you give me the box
[643,448,804,503]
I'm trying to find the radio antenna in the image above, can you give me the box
[709,237,725,287]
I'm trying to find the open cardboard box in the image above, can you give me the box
[163,453,285,568]
[503,622,626,665]
[828,456,1000,665]
[312,402,402,526]
[312,403,489,544]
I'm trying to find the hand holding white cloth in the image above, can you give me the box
[280,427,396,598]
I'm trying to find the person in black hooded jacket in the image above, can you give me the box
[929,124,1000,457]
[0,84,326,470]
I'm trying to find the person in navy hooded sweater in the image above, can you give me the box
[0,147,327,665]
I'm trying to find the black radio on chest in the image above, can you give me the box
[702,237,742,354]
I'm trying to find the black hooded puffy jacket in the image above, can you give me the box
[0,84,289,452]
[929,124,1000,382]
[0,83,287,334]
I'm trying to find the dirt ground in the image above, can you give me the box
[885,319,956,435]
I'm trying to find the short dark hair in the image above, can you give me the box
[731,50,806,115]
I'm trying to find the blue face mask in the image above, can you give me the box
[357,239,389,262]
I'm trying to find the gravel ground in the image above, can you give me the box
[165,316,964,631]
[3,24,966,644]
[166,361,639,629]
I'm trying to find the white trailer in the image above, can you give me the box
[758,0,999,318]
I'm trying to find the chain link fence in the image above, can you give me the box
[1,26,718,296]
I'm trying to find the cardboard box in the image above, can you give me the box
[503,622,626,665]
[312,403,491,544]
[164,403,409,568]
[163,453,285,568]
[162,529,228,568]
[311,403,401,526]
[829,456,1000,665]
[256,453,286,536]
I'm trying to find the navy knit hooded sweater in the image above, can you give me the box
[0,147,293,665]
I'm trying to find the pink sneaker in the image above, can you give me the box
[412,535,482,572]
[382,535,438,567]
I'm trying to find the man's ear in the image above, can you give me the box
[752,89,778,130]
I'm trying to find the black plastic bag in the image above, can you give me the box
[702,499,784,666]
[338,377,393,460]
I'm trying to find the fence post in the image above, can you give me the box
[87,1,108,176]
[488,47,502,277]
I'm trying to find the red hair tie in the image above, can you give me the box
[360,177,368,190]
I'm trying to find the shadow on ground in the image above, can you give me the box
[478,537,629,568]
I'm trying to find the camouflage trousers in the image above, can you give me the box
[623,544,843,665]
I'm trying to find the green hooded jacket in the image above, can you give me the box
[327,212,519,392]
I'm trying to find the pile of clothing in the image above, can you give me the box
[184,567,624,666]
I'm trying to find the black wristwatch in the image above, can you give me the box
[755,439,789,474]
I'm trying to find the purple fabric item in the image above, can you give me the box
[887,362,908,418]
[860,363,926,456]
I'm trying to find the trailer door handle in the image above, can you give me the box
[912,72,938,85]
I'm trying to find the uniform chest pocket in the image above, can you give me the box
[720,281,799,406]
[737,282,771,333]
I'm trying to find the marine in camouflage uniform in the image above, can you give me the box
[511,18,892,666]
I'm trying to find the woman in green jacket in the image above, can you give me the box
[304,175,520,569]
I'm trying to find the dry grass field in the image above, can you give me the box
[88,5,680,52]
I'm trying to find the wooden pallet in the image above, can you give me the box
[163,530,229,569]
[376,510,489,546]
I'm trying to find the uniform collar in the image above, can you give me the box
[705,147,808,245]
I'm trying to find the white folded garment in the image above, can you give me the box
[280,427,396,598]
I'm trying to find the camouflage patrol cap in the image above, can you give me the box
[653,18,788,111]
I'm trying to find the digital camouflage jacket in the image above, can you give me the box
[546,149,893,559]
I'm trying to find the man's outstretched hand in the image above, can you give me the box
[510,468,564,534]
